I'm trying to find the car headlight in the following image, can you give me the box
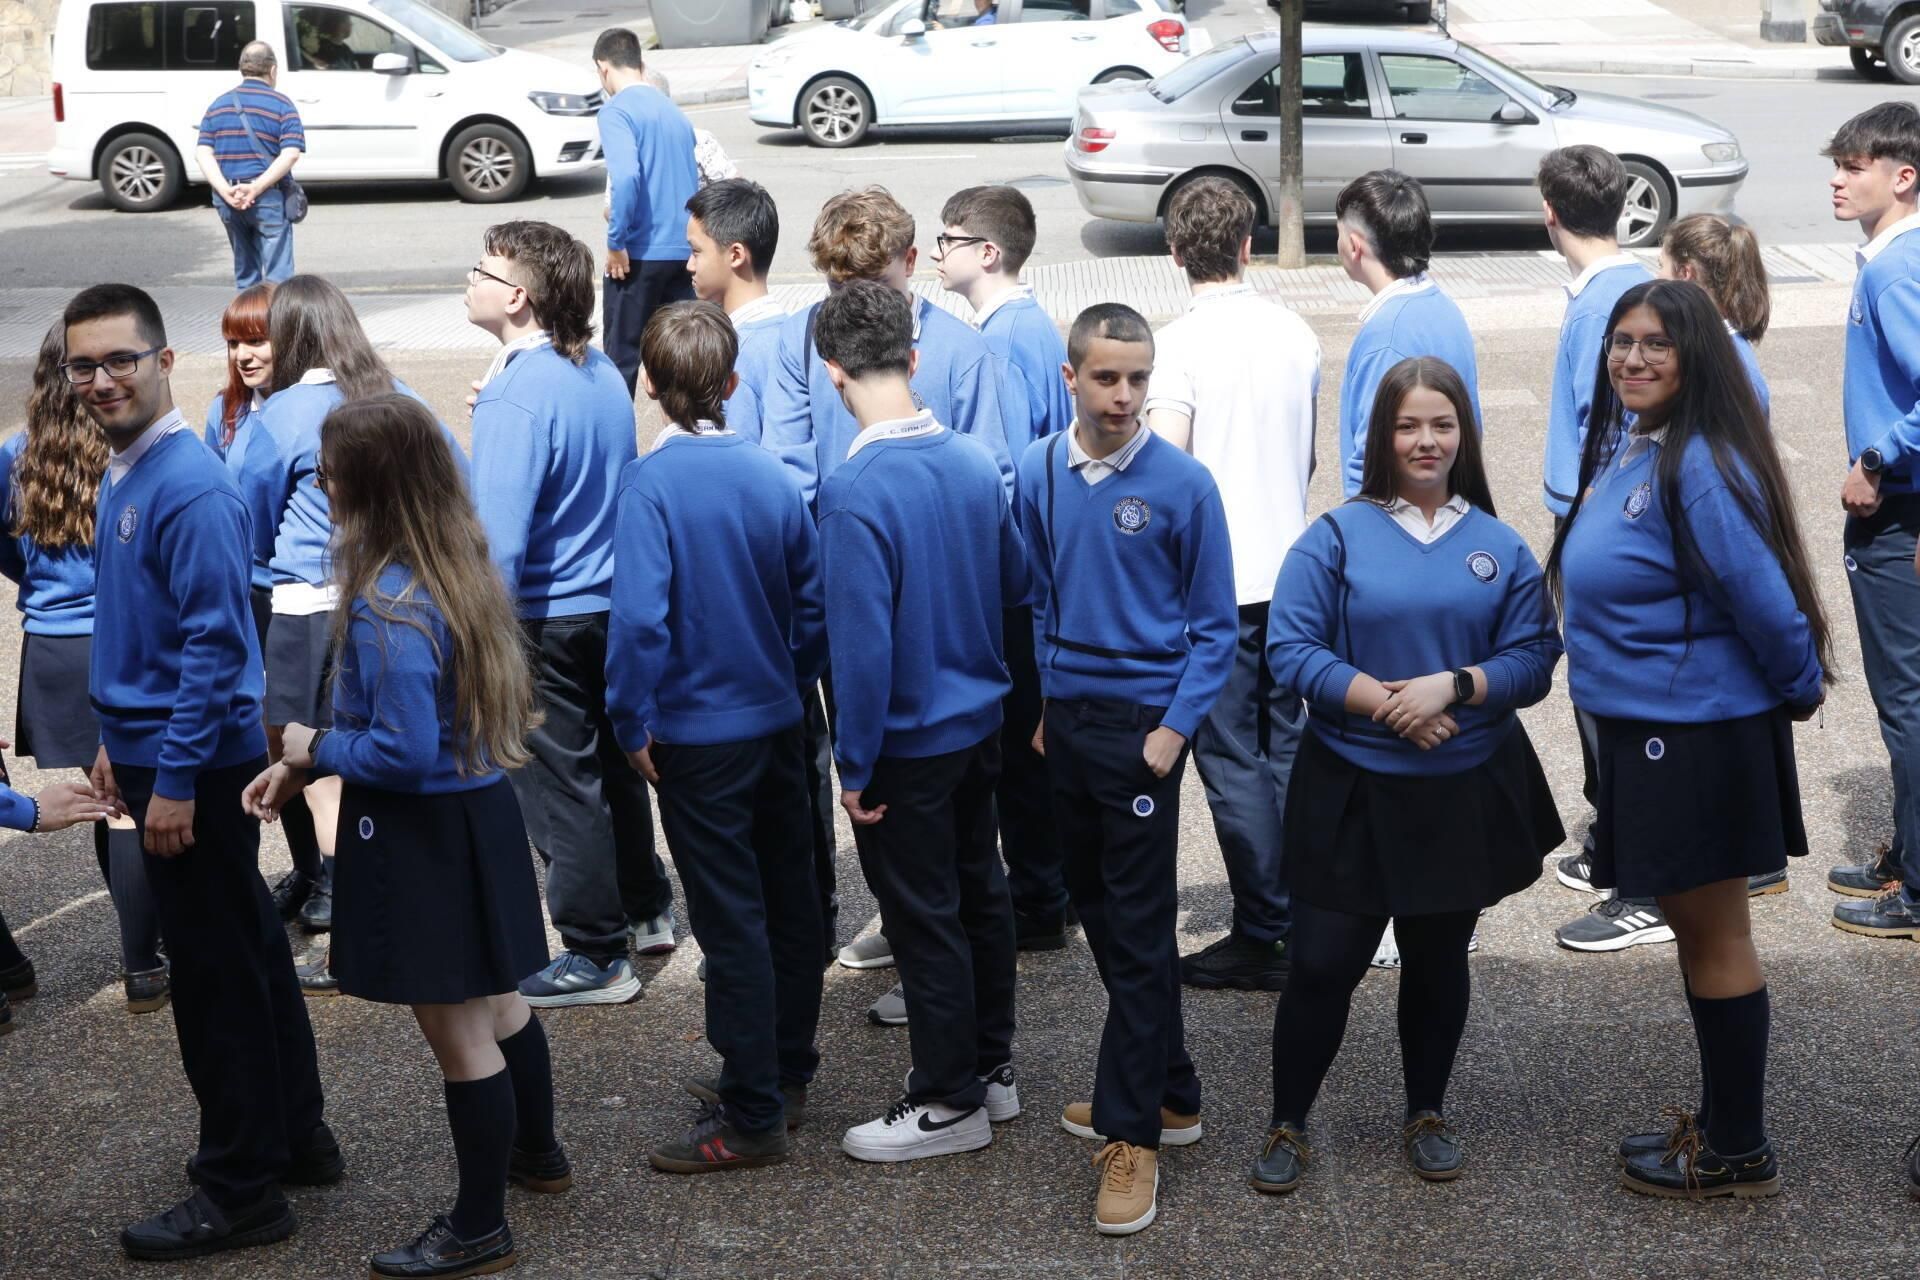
[752,48,797,71]
[528,91,595,116]
[1702,142,1741,163]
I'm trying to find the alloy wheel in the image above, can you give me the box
[807,85,864,145]
[111,146,166,204]
[459,136,517,195]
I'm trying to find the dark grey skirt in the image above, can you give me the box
[264,610,334,728]
[16,632,100,769]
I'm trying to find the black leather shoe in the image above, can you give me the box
[1905,1133,1920,1200]
[1249,1123,1310,1194]
[125,965,169,1014]
[0,990,13,1037]
[508,1142,573,1194]
[0,955,36,1000]
[1014,909,1067,952]
[1617,1107,1698,1166]
[189,1121,345,1188]
[120,1188,296,1261]
[370,1214,514,1279]
[297,883,333,933]
[1182,932,1289,992]
[1403,1110,1464,1181]
[298,955,339,996]
[1621,1136,1781,1199]
[1829,842,1901,898]
[269,868,315,920]
[685,1076,807,1130]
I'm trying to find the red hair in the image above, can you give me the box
[219,283,275,445]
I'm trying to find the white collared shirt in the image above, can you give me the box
[846,408,942,459]
[1858,209,1920,266]
[480,331,552,390]
[298,367,335,386]
[107,409,188,487]
[650,420,735,451]
[1619,425,1668,468]
[1373,491,1470,544]
[971,283,1033,331]
[728,294,786,328]
[1357,272,1435,325]
[1066,421,1150,486]
[1565,253,1642,300]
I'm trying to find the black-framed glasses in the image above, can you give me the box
[314,461,330,492]
[60,346,162,386]
[933,234,989,257]
[467,264,524,294]
[1605,333,1676,366]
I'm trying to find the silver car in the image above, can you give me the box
[1065,27,1748,248]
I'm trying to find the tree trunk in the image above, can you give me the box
[1276,0,1306,268]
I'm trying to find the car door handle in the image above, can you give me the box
[1240,129,1269,142]
[1400,131,1428,143]
[971,38,996,45]
[424,89,444,97]
[1070,33,1096,40]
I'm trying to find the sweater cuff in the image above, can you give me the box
[611,708,653,756]
[836,759,873,793]
[0,787,36,832]
[1159,703,1203,741]
[154,766,199,804]
[1480,660,1516,712]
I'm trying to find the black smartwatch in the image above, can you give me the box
[306,728,330,761]
[1451,668,1474,704]
[1861,447,1885,475]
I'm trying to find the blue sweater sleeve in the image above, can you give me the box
[470,397,549,602]
[761,317,821,504]
[0,784,35,830]
[203,396,226,456]
[951,352,1017,498]
[154,492,257,800]
[1265,528,1365,716]
[239,404,298,568]
[0,438,24,587]
[998,486,1033,612]
[1685,479,1825,708]
[602,103,641,253]
[1163,489,1238,739]
[1341,343,1394,499]
[603,478,672,752]
[785,492,829,688]
[1015,456,1053,656]
[312,608,442,788]
[1477,539,1564,712]
[1866,276,1920,468]
[820,507,895,791]
[727,380,765,445]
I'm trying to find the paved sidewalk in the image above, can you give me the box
[1451,0,1853,79]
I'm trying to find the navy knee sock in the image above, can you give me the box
[444,1070,515,1239]
[497,1016,558,1155]
[281,793,322,881]
[1690,986,1769,1156]
[1682,977,1712,1131]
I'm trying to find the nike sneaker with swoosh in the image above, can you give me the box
[841,1095,991,1163]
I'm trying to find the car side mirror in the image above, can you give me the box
[901,18,927,36]
[372,51,411,74]
[1495,99,1533,124]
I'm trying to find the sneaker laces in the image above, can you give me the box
[1093,1141,1138,1194]
[882,1095,917,1126]
[1261,1125,1312,1168]
[688,1102,727,1141]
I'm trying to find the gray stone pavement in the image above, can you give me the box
[1,307,1918,1278]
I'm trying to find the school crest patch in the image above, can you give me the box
[115,504,138,543]
[1623,482,1652,520]
[358,816,375,840]
[1131,795,1155,818]
[1644,737,1666,762]
[1112,496,1151,535]
[1466,551,1499,583]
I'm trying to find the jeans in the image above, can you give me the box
[1845,498,1920,899]
[213,186,294,289]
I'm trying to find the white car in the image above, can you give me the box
[49,0,605,211]
[748,0,1189,147]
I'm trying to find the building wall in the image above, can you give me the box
[0,0,56,96]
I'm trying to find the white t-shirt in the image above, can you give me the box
[1145,283,1321,607]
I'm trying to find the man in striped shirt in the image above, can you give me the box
[195,42,305,289]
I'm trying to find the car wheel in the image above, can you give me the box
[1851,46,1894,80]
[1618,160,1673,249]
[446,124,532,203]
[1164,169,1266,228]
[800,76,873,148]
[99,133,183,212]
[1093,67,1150,84]
[1888,17,1920,84]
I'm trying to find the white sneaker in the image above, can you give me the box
[842,1097,992,1163]
[837,932,895,969]
[1370,921,1402,970]
[629,909,676,955]
[981,1063,1021,1123]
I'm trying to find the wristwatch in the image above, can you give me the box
[1861,447,1885,475]
[306,728,330,761]
[1451,669,1474,704]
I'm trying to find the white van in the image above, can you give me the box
[48,0,607,211]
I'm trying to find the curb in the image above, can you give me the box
[672,84,750,106]
[1487,52,1855,82]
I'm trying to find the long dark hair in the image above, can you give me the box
[267,275,396,401]
[1353,356,1496,516]
[1544,279,1833,680]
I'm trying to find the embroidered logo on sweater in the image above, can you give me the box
[116,505,138,543]
[1623,482,1652,520]
[1112,496,1151,535]
[1466,551,1499,583]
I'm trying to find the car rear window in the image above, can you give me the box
[1148,38,1257,102]
[86,1,256,71]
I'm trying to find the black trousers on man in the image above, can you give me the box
[999,605,1064,922]
[515,613,670,965]
[603,261,695,396]
[652,725,823,1134]
[851,733,1015,1111]
[1044,699,1201,1151]
[117,756,325,1210]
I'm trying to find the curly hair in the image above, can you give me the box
[808,186,916,283]
[12,322,108,551]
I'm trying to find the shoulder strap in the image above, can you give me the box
[230,91,274,162]
[1043,433,1063,639]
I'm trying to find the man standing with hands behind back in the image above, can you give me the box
[195,41,304,290]
[593,27,699,395]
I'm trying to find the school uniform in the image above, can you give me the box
[819,411,1028,1113]
[1542,255,1654,517]
[318,565,547,1003]
[470,338,670,970]
[600,83,699,395]
[1729,324,1770,418]
[1339,275,1483,498]
[204,391,275,646]
[719,294,789,444]
[92,414,325,1211]
[1015,426,1236,1150]
[605,424,827,1134]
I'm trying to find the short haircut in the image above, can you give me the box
[1335,169,1434,280]
[1067,302,1153,369]
[940,185,1038,275]
[808,186,916,284]
[641,302,738,430]
[592,27,643,69]
[688,179,780,277]
[484,220,597,364]
[64,282,166,348]
[814,280,913,379]
[1537,145,1629,240]
[238,40,276,77]
[1165,178,1253,284]
[1823,100,1920,172]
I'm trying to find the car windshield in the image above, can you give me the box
[1457,45,1563,109]
[1148,37,1258,102]
[857,0,916,31]
[369,0,500,60]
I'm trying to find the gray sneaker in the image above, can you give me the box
[838,932,895,970]
[629,909,677,955]
[867,982,907,1026]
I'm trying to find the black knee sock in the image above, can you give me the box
[1690,986,1769,1155]
[497,1016,558,1155]
[1269,902,1383,1128]
[444,1070,516,1239]
[92,818,112,888]
[1392,910,1478,1116]
[0,906,25,973]
[281,793,322,881]
[1683,977,1712,1130]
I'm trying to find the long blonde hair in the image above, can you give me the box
[12,322,109,551]
[320,394,537,775]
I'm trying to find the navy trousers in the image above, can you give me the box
[1845,497,1920,898]
[999,605,1066,920]
[602,260,695,396]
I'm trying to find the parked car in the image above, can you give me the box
[1064,27,1747,249]
[1285,0,1447,26]
[747,0,1189,147]
[49,0,606,211]
[1813,0,1920,83]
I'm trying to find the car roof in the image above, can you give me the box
[1236,24,1468,55]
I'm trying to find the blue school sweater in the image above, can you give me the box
[92,426,266,799]
[243,380,465,589]
[1265,503,1562,775]
[601,85,698,261]
[0,432,95,636]
[818,419,1031,790]
[313,564,493,794]
[980,293,1072,457]
[1015,429,1236,739]
[0,783,36,830]
[606,432,826,749]
[1730,330,1771,418]
[1340,283,1482,498]
[1844,228,1920,496]
[1560,433,1824,721]
[1543,260,1653,515]
[204,393,274,591]
[472,344,633,618]
[761,297,1016,504]
[721,309,787,445]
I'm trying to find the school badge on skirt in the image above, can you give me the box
[116,505,138,542]
[1112,496,1151,535]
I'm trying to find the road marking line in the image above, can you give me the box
[15,889,110,939]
